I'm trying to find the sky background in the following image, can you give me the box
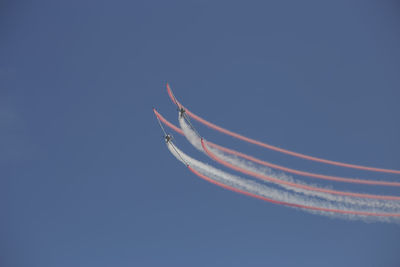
[1,1,400,266]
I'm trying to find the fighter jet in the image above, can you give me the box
[165,134,173,143]
[179,107,186,118]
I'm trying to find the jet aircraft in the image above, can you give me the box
[179,107,186,118]
[165,134,173,143]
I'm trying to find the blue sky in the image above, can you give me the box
[1,1,400,266]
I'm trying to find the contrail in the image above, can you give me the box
[154,108,400,187]
[177,114,400,210]
[166,83,400,175]
[165,140,400,222]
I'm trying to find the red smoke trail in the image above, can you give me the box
[207,142,400,187]
[154,108,400,187]
[187,165,400,217]
[166,83,400,175]
[154,108,400,216]
[201,138,400,201]
[153,108,183,135]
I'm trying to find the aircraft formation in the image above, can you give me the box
[154,84,400,223]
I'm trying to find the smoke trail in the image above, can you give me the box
[166,140,400,222]
[166,83,400,175]
[153,108,400,187]
[208,143,400,187]
[178,115,400,210]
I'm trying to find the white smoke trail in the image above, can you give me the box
[178,115,400,211]
[166,140,399,223]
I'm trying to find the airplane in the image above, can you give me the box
[179,107,186,118]
[164,134,173,143]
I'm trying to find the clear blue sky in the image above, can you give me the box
[1,1,400,266]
